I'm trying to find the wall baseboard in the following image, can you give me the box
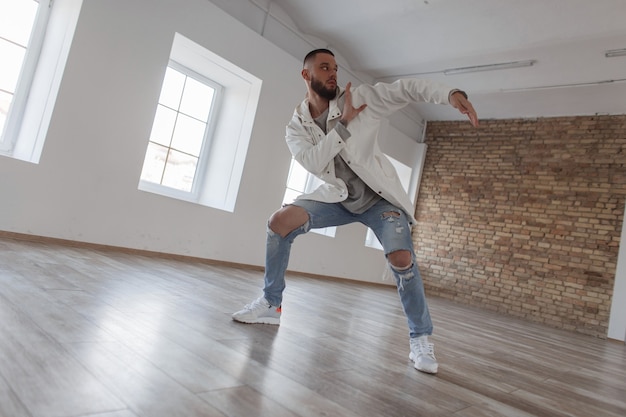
[0,230,263,272]
[0,230,391,288]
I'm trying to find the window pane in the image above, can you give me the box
[282,188,301,205]
[162,149,198,192]
[386,155,412,192]
[282,157,337,238]
[170,113,206,156]
[366,228,383,250]
[307,173,325,191]
[313,227,336,238]
[140,60,223,198]
[149,104,176,147]
[140,142,167,184]
[286,159,309,191]
[0,90,12,136]
[179,76,215,122]
[0,0,38,47]
[159,67,185,109]
[365,154,410,250]
[0,40,26,93]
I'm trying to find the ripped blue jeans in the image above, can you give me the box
[263,199,433,338]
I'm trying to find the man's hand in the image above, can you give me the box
[340,82,367,126]
[450,91,479,127]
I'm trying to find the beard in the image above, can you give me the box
[310,76,337,100]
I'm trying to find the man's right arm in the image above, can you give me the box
[285,115,347,177]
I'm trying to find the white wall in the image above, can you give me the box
[0,0,430,285]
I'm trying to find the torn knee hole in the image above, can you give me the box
[382,211,401,218]
[391,262,412,271]
[388,250,412,271]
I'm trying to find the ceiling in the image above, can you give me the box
[215,0,626,122]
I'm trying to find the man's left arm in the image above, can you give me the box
[353,79,479,127]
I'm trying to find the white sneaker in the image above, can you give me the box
[409,336,438,374]
[232,296,281,325]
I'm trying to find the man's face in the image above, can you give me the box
[306,53,338,100]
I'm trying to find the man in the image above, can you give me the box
[233,48,479,374]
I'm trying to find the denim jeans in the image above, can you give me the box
[263,199,433,338]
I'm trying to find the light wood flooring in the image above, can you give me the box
[0,236,625,417]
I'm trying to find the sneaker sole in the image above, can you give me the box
[232,316,280,325]
[409,351,438,374]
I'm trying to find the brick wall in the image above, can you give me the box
[415,115,626,338]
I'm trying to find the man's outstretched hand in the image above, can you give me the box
[340,82,367,126]
[450,91,479,127]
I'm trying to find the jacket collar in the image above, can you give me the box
[296,88,344,126]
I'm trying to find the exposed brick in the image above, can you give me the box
[416,115,626,339]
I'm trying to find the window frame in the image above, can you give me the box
[0,0,83,163]
[138,59,224,202]
[365,154,414,250]
[137,32,262,213]
[282,157,336,238]
[0,0,52,154]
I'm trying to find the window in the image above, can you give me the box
[138,33,262,212]
[0,0,82,163]
[0,0,49,155]
[282,155,414,241]
[140,63,221,196]
[365,155,413,250]
[283,158,336,237]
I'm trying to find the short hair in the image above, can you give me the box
[303,48,335,67]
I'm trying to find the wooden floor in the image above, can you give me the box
[0,237,625,417]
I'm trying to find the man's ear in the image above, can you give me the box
[301,68,310,81]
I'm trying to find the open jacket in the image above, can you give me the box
[285,78,455,224]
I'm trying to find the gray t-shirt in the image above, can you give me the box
[313,108,381,214]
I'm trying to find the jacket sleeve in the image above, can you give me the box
[285,113,347,177]
[353,78,454,119]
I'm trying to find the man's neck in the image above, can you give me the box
[307,92,330,119]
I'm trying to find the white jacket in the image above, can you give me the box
[285,78,454,224]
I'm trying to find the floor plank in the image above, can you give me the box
[0,236,624,417]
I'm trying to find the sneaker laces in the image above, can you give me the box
[411,338,435,358]
[245,297,268,311]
